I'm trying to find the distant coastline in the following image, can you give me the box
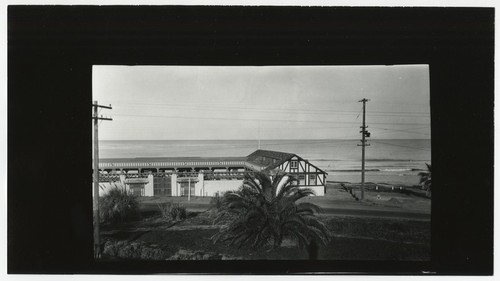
[101,138,431,141]
[99,139,430,186]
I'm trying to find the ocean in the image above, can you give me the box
[99,139,431,186]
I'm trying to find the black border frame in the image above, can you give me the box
[7,6,494,275]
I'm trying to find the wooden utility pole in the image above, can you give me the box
[92,101,112,258]
[258,120,261,150]
[358,98,370,200]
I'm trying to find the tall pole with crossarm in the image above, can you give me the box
[358,98,370,200]
[92,101,112,258]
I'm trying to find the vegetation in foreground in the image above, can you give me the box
[418,163,432,194]
[157,202,188,222]
[211,172,331,251]
[100,211,430,261]
[98,181,430,260]
[99,185,140,223]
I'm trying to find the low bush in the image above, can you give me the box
[168,249,223,260]
[103,239,169,260]
[99,185,140,223]
[209,192,224,212]
[157,202,187,222]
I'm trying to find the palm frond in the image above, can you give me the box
[211,171,331,251]
[296,202,323,214]
[418,163,432,191]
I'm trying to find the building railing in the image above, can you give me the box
[96,170,325,183]
[204,171,248,180]
[98,160,247,169]
[96,170,254,182]
[97,174,121,182]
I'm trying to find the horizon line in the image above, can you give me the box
[100,138,431,141]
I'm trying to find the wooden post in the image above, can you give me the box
[258,120,261,149]
[358,98,369,200]
[92,101,112,258]
[361,99,366,200]
[93,101,100,257]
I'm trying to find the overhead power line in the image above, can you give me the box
[112,113,430,126]
[99,138,366,157]
[370,126,431,136]
[114,102,431,117]
[370,139,431,152]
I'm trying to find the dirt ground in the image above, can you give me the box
[137,183,431,214]
[101,211,429,260]
[304,183,431,214]
[100,183,430,260]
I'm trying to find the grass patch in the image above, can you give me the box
[323,216,430,243]
[321,236,430,261]
[138,228,309,260]
[99,186,140,223]
[101,211,430,261]
[157,202,188,222]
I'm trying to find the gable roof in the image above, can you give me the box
[245,149,327,174]
[246,149,295,171]
[247,149,295,162]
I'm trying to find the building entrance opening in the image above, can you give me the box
[180,181,195,197]
[129,183,145,196]
[154,176,171,196]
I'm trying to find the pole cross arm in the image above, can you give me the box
[92,117,113,121]
[92,104,112,109]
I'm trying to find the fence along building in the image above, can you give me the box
[96,150,327,197]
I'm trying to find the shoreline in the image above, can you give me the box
[327,180,422,188]
[326,181,429,199]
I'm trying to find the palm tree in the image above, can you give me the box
[211,171,331,251]
[418,163,432,192]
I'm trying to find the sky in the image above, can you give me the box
[93,65,430,140]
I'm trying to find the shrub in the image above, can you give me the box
[103,240,169,260]
[168,249,223,260]
[209,191,225,212]
[211,172,331,251]
[99,185,140,223]
[170,204,187,221]
[157,202,187,221]
[418,163,432,192]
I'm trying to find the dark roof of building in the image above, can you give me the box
[246,149,296,171]
[99,156,247,163]
[98,150,326,174]
[98,156,247,169]
[246,149,327,174]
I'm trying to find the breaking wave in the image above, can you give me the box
[327,168,423,172]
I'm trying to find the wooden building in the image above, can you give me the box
[96,149,327,197]
[245,150,327,196]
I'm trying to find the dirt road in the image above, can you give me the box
[138,201,430,221]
